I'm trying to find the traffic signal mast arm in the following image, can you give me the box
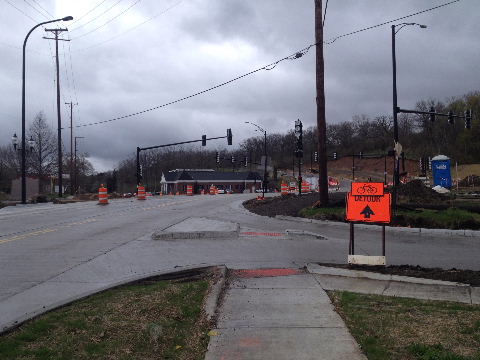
[397,107,472,120]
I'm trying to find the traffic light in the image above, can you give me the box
[333,152,337,160]
[314,151,318,162]
[294,119,303,158]
[448,110,454,125]
[215,151,220,164]
[244,156,248,167]
[465,109,472,129]
[428,157,432,170]
[429,106,435,122]
[202,135,206,146]
[227,129,232,145]
[231,155,235,164]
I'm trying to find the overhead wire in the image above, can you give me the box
[323,0,329,28]
[72,0,184,52]
[3,0,39,22]
[23,0,50,20]
[69,0,125,32]
[324,0,460,44]
[70,0,109,25]
[29,0,54,18]
[70,0,142,40]
[74,0,461,129]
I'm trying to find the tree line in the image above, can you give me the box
[2,91,477,195]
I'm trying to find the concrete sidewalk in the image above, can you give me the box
[205,269,366,360]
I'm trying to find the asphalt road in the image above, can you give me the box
[0,193,479,305]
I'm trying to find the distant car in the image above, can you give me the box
[217,189,225,194]
[123,193,132,198]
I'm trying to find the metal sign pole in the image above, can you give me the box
[349,222,354,255]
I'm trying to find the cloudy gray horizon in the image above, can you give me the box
[1,0,478,171]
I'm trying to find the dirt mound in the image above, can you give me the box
[397,179,444,203]
[243,192,345,217]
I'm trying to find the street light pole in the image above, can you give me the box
[21,16,73,204]
[391,22,426,212]
[245,121,267,198]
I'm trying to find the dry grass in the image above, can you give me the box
[329,291,480,360]
[0,276,213,359]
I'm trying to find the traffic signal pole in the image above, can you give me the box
[135,130,232,185]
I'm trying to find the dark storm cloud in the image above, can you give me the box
[1,0,478,171]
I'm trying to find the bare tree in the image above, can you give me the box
[26,113,57,189]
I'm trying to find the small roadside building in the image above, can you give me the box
[160,169,263,194]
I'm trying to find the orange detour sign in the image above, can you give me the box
[351,182,384,196]
[346,192,391,223]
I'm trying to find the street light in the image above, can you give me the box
[245,121,267,198]
[391,22,426,212]
[20,16,73,204]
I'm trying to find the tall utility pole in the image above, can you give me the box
[44,28,69,197]
[65,101,78,195]
[314,0,328,205]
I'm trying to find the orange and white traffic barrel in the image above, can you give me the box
[137,185,146,200]
[210,185,216,195]
[301,181,310,193]
[98,184,108,205]
[186,185,193,196]
[281,183,289,195]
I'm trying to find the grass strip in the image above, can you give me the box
[0,278,211,359]
[329,291,480,360]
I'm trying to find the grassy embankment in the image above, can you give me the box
[330,291,480,360]
[0,279,211,359]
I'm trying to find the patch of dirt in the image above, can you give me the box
[319,263,480,286]
[397,179,445,203]
[243,192,345,217]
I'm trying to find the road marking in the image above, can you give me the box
[240,232,283,237]
[0,228,58,245]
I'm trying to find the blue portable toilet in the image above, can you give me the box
[431,155,452,188]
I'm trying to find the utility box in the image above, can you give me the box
[431,155,452,188]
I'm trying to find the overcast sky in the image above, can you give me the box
[1,0,478,171]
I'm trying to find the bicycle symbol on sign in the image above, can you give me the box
[357,184,378,195]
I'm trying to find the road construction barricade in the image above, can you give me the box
[137,185,146,200]
[209,185,216,195]
[186,185,193,196]
[281,183,289,195]
[301,181,310,193]
[98,184,108,205]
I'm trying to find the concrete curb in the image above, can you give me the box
[152,217,240,240]
[275,215,480,237]
[307,263,479,305]
[285,229,327,240]
[203,266,227,321]
[306,263,468,287]
[0,264,223,335]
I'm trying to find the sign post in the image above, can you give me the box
[346,183,391,265]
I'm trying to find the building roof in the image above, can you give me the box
[162,169,262,183]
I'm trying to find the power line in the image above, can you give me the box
[70,0,142,40]
[23,0,50,20]
[71,0,184,52]
[29,0,54,18]
[68,0,460,129]
[323,0,328,28]
[324,0,461,44]
[70,0,125,32]
[4,0,39,22]
[70,0,109,25]
[74,48,309,128]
